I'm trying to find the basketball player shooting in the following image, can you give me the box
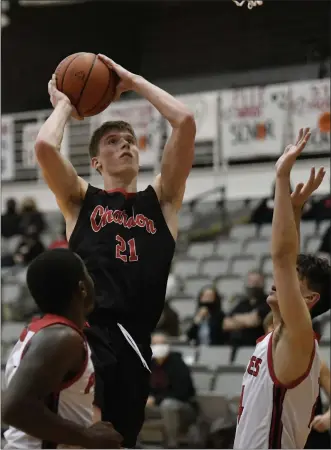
[233,128,330,449]
[35,54,196,448]
[2,249,123,449]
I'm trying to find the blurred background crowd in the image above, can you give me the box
[1,0,330,448]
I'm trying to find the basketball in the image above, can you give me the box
[55,52,118,117]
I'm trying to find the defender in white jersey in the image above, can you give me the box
[234,128,330,449]
[2,249,122,449]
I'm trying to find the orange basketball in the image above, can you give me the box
[55,53,119,117]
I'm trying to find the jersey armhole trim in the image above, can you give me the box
[147,184,176,245]
[267,331,316,389]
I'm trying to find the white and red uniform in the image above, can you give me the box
[234,332,320,449]
[4,314,95,449]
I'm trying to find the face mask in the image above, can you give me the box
[151,344,170,359]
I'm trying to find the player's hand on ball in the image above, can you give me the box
[291,167,325,209]
[311,413,330,432]
[97,54,137,101]
[48,74,83,121]
[85,421,123,448]
[276,128,311,177]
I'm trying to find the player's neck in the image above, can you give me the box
[63,311,86,330]
[102,174,137,193]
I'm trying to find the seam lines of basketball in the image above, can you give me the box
[61,53,83,93]
[76,54,98,116]
[83,67,113,115]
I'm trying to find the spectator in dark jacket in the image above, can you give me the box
[1,198,21,238]
[146,332,197,448]
[187,286,227,346]
[19,197,46,237]
[319,226,331,258]
[222,270,269,348]
[1,231,45,268]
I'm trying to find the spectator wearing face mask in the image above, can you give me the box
[145,332,198,449]
[222,270,270,347]
[186,286,227,346]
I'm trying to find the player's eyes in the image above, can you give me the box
[108,138,117,144]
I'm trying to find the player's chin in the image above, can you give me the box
[266,293,277,305]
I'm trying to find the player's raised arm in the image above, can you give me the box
[2,327,122,449]
[271,128,325,345]
[35,75,87,218]
[98,54,196,210]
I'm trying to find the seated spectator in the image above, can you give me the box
[186,286,227,346]
[19,197,46,237]
[319,225,330,259]
[1,231,45,268]
[302,193,331,222]
[1,198,21,238]
[146,332,198,448]
[222,270,270,347]
[250,181,294,226]
[155,302,180,337]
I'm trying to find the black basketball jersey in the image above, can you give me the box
[69,184,175,341]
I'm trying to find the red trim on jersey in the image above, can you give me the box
[256,332,271,344]
[21,314,88,391]
[268,385,286,449]
[104,188,136,198]
[267,331,316,389]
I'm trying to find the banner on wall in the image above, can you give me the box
[22,122,69,169]
[220,84,289,160]
[1,116,15,180]
[101,100,162,169]
[291,79,330,153]
[166,91,219,142]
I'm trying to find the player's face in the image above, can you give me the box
[94,130,139,179]
[267,275,319,310]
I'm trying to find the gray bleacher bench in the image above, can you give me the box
[197,345,232,369]
[200,257,229,278]
[187,242,215,259]
[170,343,197,366]
[191,365,215,392]
[174,258,200,278]
[2,322,26,344]
[170,297,196,321]
[231,255,257,277]
[184,276,211,297]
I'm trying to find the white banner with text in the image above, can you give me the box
[220,84,289,160]
[291,79,330,154]
[1,116,15,180]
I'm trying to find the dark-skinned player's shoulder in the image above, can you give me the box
[2,324,88,448]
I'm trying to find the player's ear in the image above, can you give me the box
[306,292,320,309]
[78,280,87,298]
[91,157,102,173]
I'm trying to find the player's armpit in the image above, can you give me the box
[273,259,314,348]
[2,326,89,448]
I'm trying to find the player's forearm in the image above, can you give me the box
[272,176,298,260]
[2,399,90,448]
[293,206,302,250]
[132,76,194,128]
[36,100,72,150]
